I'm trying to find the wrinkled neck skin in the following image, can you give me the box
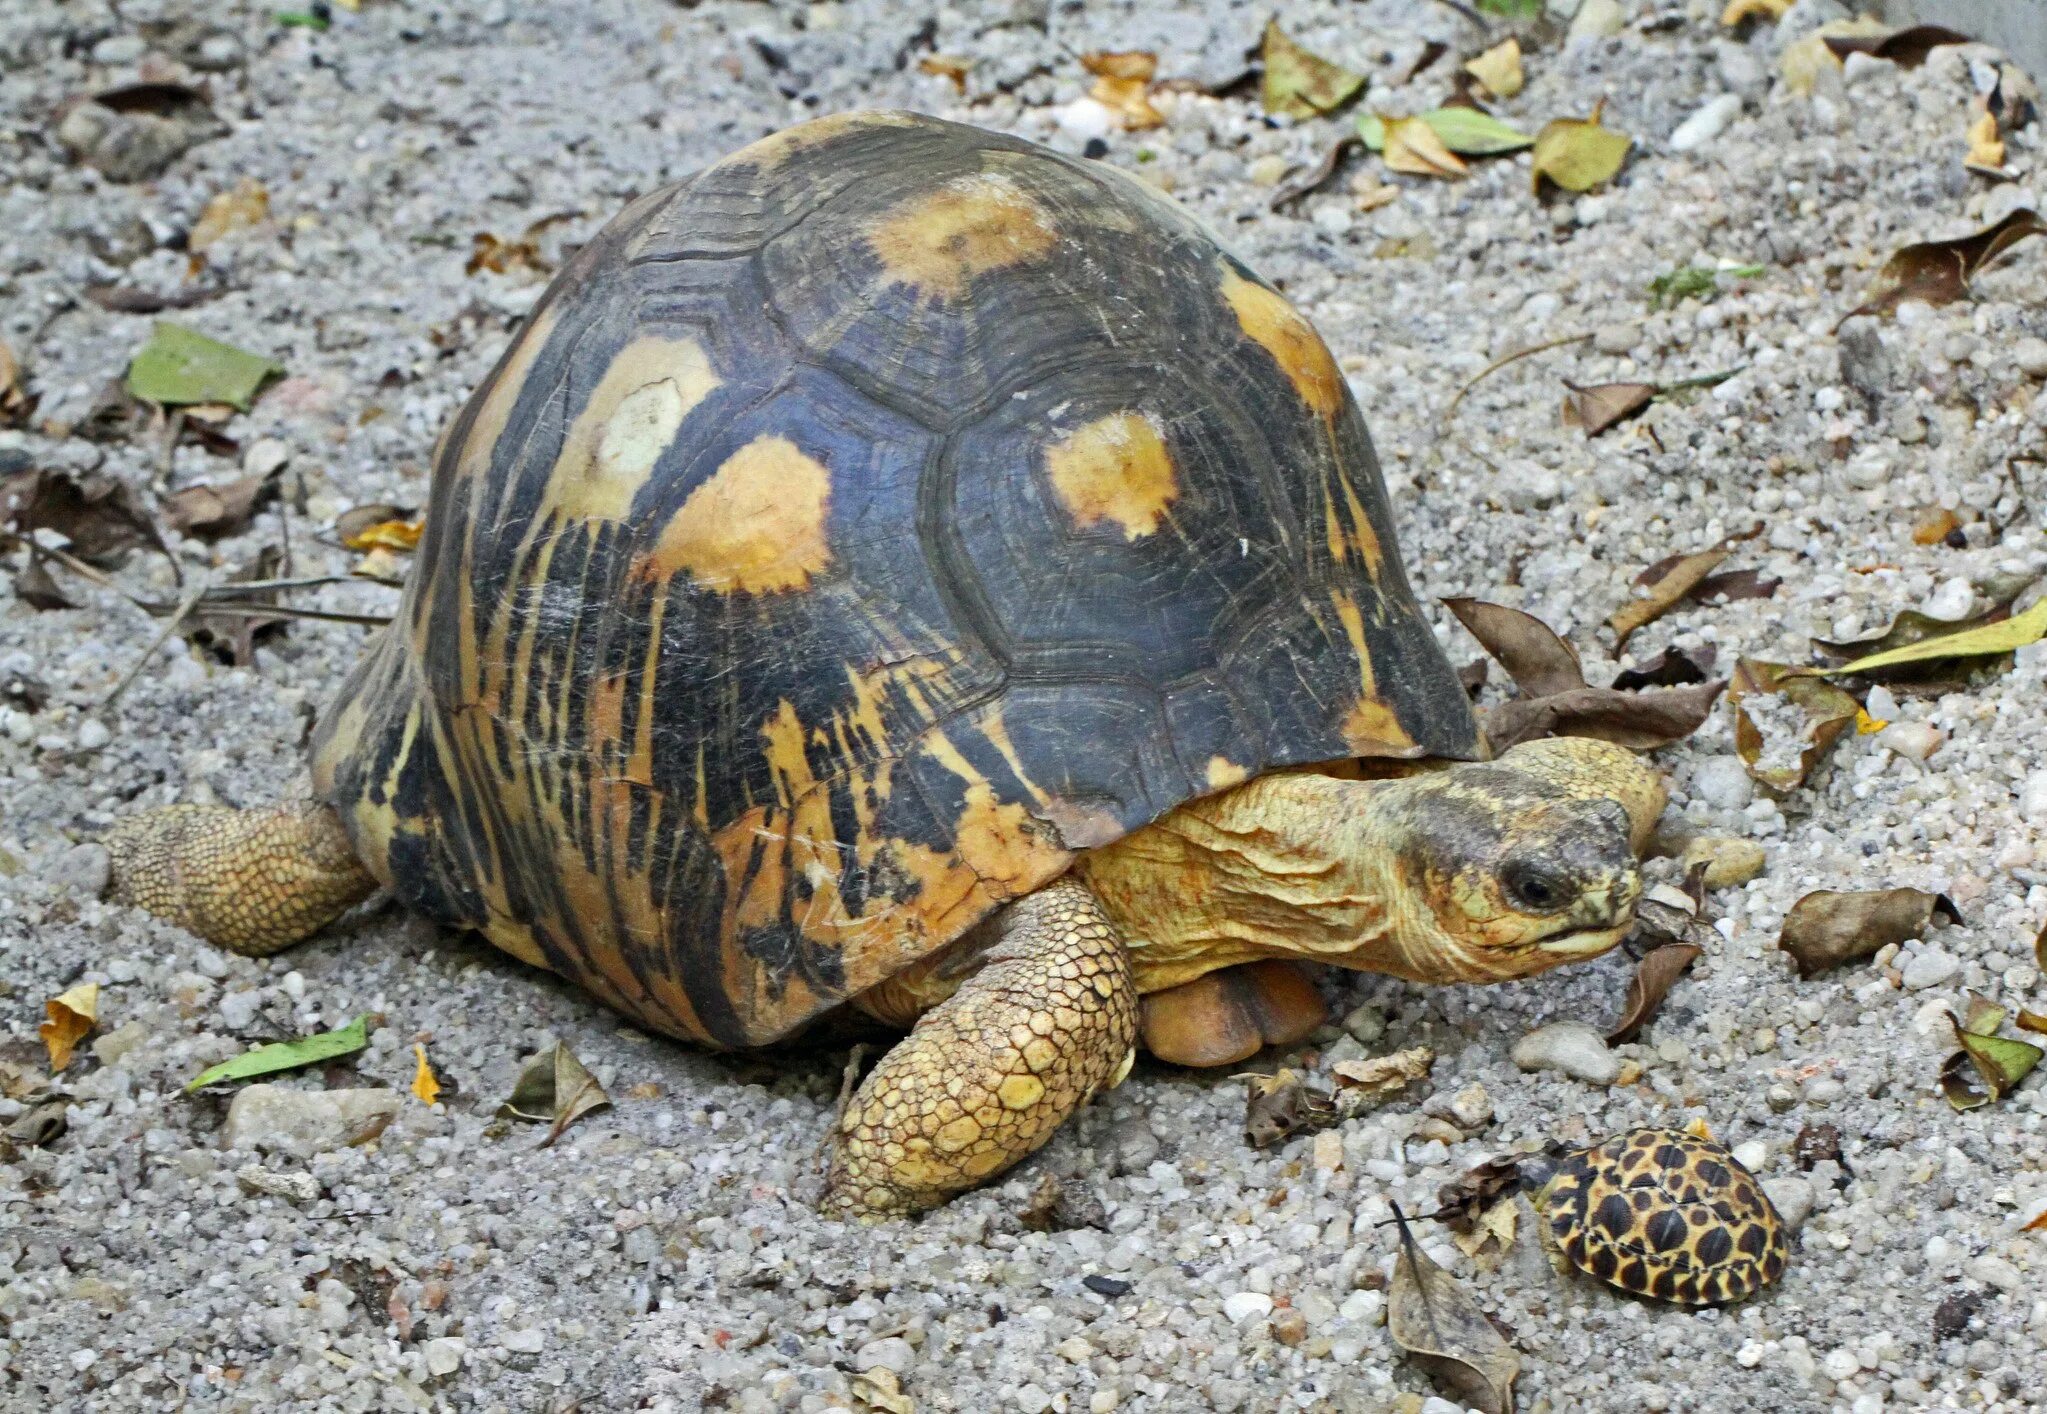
[1080,770,1429,992]
[1080,744,1659,992]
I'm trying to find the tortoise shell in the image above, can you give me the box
[310,111,1482,1049]
[1536,1128,1788,1304]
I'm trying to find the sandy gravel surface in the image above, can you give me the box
[7,1,2047,1410]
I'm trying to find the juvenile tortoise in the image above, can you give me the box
[106,111,1666,1217]
[1528,1128,1789,1304]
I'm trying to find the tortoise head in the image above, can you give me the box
[1365,737,1666,984]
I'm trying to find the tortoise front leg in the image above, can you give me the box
[823,877,1139,1219]
[104,804,376,956]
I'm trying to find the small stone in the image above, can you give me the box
[1222,1291,1273,1323]
[1669,94,1742,153]
[1966,1254,2025,1293]
[1822,1347,1860,1382]
[1691,757,1753,811]
[2015,337,2047,380]
[243,438,290,477]
[1592,322,1639,355]
[1875,720,1943,762]
[2019,770,2047,823]
[1679,836,1765,889]
[1338,1288,1383,1324]
[49,843,111,897]
[1804,1076,1845,1105]
[503,1327,546,1354]
[1901,949,1959,991]
[1090,1391,1121,1414]
[1510,1022,1622,1085]
[1342,1002,1385,1046]
[1732,1140,1767,1173]
[1495,459,1560,511]
[1762,1176,1814,1229]
[235,1165,322,1203]
[854,1337,915,1375]
[1923,577,1977,622]
[1014,1387,1052,1414]
[92,34,148,65]
[1056,98,1115,143]
[1766,1084,1797,1113]
[75,718,111,751]
[1271,1308,1308,1345]
[1567,0,1624,41]
[1247,154,1291,186]
[423,1337,465,1377]
[91,1020,147,1065]
[222,1085,402,1158]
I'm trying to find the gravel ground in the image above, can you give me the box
[8,1,2047,1410]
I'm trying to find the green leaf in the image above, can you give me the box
[1947,1009,2043,1105]
[127,322,284,410]
[184,1015,370,1093]
[1476,0,1544,16]
[275,10,330,29]
[1357,113,1387,151]
[1261,20,1365,122]
[1821,597,2047,678]
[1418,108,1533,156]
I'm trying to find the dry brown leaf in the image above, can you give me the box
[1811,603,2015,688]
[1727,658,1858,791]
[1610,539,1740,647]
[1261,20,1365,122]
[1464,39,1522,100]
[466,230,551,277]
[41,983,99,1072]
[1331,1045,1435,1111]
[163,472,275,541]
[1844,209,2047,324]
[1269,137,1360,210]
[1436,1155,1525,1232]
[1382,116,1468,179]
[1823,25,1970,68]
[1082,51,1164,130]
[1,465,172,571]
[1561,381,1654,437]
[1819,599,2047,684]
[1451,1195,1519,1270]
[916,55,972,92]
[13,557,75,612]
[1610,644,1715,692]
[1911,506,1963,546]
[1942,1004,2043,1111]
[1242,1067,1335,1148]
[189,178,269,252]
[1387,1205,1521,1414]
[1017,1170,1109,1232]
[1483,680,1725,753]
[1444,598,1584,698]
[1777,888,1961,978]
[496,1042,611,1147]
[1606,942,1703,1044]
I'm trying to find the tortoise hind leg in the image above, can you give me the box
[105,803,376,956]
[823,877,1139,1219]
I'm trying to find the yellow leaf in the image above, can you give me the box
[1532,104,1632,194]
[1381,116,1468,178]
[1683,1115,1716,1142]
[411,1044,441,1106]
[41,982,99,1072]
[1463,39,1523,99]
[1966,110,2007,173]
[1822,597,2047,678]
[189,179,270,253]
[1082,51,1164,130]
[344,518,423,553]
[1721,0,1792,24]
[1261,20,1365,122]
[1780,17,1888,96]
[1854,708,1889,734]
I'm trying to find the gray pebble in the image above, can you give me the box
[1592,322,1640,354]
[423,1337,465,1377]
[1762,1176,1815,1230]
[222,1086,402,1159]
[48,842,111,896]
[1691,757,1754,811]
[1901,949,1959,990]
[854,1337,915,1375]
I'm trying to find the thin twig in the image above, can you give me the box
[1441,331,1592,427]
[102,581,206,709]
[183,602,391,627]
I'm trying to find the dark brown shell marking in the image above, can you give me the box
[1541,1128,1787,1304]
[310,111,1482,1049]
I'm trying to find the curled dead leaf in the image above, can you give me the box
[1777,887,1961,978]
[1260,21,1365,121]
[1727,658,1858,791]
[1818,599,2047,683]
[40,983,99,1072]
[851,1367,916,1414]
[1451,1196,1519,1270]
[1606,942,1703,1045]
[1,465,173,571]
[1242,1067,1335,1148]
[497,1042,611,1147]
[1483,680,1724,753]
[1444,598,1584,698]
[1269,137,1360,211]
[337,503,421,549]
[1464,39,1523,100]
[916,55,971,92]
[1823,25,1970,68]
[1610,644,1715,692]
[1610,526,1760,647]
[1843,209,2047,324]
[1082,51,1164,130]
[1721,0,1792,25]
[189,178,269,252]
[1561,381,1653,436]
[0,339,32,427]
[1966,110,2008,177]
[1331,1045,1435,1114]
[1436,1155,1526,1232]
[1942,1004,2043,1111]
[1387,1204,1521,1414]
[163,472,276,541]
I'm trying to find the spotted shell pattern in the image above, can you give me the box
[309,111,1482,1050]
[1539,1128,1788,1304]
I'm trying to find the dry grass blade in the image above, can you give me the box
[1387,1204,1520,1414]
[1441,332,1591,427]
[1607,942,1704,1044]
[1843,208,2047,325]
[1777,887,1960,978]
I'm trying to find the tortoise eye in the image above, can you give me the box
[1502,860,1569,913]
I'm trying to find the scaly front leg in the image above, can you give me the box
[823,877,1139,1219]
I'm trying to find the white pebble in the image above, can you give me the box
[1691,757,1753,811]
[2014,337,2047,379]
[1338,1288,1384,1324]
[1874,720,1943,762]
[1923,577,1977,622]
[1763,1177,1814,1229]
[1966,1254,2025,1292]
[2020,769,2047,823]
[1510,1022,1622,1085]
[1222,1291,1274,1323]
[1822,1347,1860,1382]
[75,718,111,751]
[1669,94,1742,153]
[243,438,291,477]
[423,1337,465,1377]
[502,1327,545,1354]
[1901,949,1959,991]
[1864,684,1901,721]
[1732,1140,1767,1173]
[854,1337,915,1374]
[1056,98,1115,143]
[1567,0,1624,41]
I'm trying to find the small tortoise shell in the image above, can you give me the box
[1535,1128,1788,1304]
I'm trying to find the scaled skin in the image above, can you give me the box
[105,736,1661,1217]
